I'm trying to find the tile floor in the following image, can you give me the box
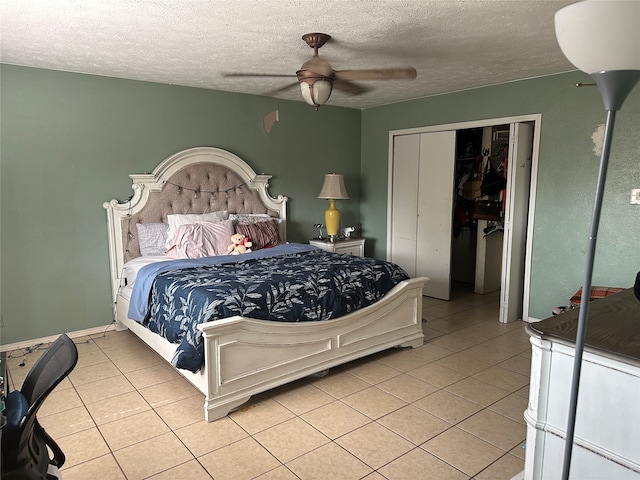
[5,284,531,480]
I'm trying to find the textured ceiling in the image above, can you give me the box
[0,0,578,109]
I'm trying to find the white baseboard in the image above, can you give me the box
[0,323,116,352]
[511,470,524,480]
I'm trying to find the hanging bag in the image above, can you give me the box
[480,162,506,196]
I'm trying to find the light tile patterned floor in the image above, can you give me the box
[4,284,530,479]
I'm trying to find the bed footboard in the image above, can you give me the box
[197,276,427,422]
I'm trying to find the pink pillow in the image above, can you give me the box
[167,219,234,259]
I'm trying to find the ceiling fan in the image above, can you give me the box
[223,33,417,110]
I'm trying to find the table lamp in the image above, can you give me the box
[318,174,349,240]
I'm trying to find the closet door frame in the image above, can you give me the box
[387,114,541,323]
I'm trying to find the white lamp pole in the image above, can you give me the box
[554,1,640,478]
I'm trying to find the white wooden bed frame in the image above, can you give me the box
[104,147,427,422]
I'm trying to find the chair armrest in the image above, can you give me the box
[34,421,66,468]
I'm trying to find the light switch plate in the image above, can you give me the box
[631,189,640,205]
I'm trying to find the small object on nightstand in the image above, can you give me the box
[313,223,325,239]
[309,237,365,257]
[342,226,355,238]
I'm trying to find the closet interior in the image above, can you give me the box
[451,125,509,295]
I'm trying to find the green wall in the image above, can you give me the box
[2,64,638,345]
[0,65,361,344]
[361,71,640,319]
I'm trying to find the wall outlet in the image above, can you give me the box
[631,189,640,205]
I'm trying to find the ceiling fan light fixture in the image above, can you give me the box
[226,32,416,109]
[297,70,333,110]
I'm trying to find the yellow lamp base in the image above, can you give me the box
[325,199,340,238]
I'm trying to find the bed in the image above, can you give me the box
[104,146,428,422]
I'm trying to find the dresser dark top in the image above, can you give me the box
[526,288,640,366]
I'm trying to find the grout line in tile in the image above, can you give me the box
[7,286,529,480]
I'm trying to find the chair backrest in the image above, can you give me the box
[1,334,78,477]
[20,334,78,412]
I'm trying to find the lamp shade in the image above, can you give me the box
[300,79,332,107]
[318,174,349,200]
[555,0,640,74]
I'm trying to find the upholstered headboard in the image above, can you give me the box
[104,147,287,302]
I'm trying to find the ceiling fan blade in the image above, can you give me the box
[333,79,370,96]
[265,82,299,96]
[300,56,333,77]
[334,67,417,81]
[222,72,297,78]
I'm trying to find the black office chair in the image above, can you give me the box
[1,334,78,480]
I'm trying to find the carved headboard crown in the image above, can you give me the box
[104,147,287,303]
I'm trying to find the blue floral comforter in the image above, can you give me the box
[131,244,409,372]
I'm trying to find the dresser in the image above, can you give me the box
[309,238,365,257]
[524,288,640,479]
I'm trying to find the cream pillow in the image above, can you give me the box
[165,211,227,248]
[228,213,281,225]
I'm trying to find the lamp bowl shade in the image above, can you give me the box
[318,174,349,200]
[555,0,640,74]
[299,78,333,108]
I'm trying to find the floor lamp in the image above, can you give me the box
[554,1,640,478]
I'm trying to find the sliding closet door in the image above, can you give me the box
[416,131,456,300]
[389,134,420,277]
[500,122,534,322]
[389,131,456,300]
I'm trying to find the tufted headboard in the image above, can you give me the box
[104,147,287,303]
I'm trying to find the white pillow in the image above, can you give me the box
[136,223,169,256]
[166,211,227,248]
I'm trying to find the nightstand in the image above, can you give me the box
[309,238,365,257]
